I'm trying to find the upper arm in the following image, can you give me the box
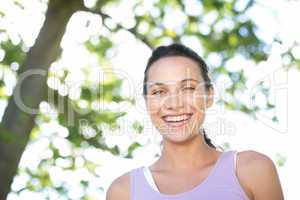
[237,150,284,200]
[106,172,130,200]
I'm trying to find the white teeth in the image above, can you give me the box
[164,114,191,122]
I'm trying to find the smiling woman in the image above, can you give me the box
[106,44,284,200]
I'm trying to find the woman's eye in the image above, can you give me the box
[152,90,164,95]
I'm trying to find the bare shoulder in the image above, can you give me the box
[106,171,131,200]
[237,150,275,169]
[236,150,278,184]
[236,150,284,200]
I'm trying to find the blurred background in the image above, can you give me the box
[0,0,299,199]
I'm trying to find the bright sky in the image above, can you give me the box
[0,0,299,199]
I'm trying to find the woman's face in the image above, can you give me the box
[145,56,214,143]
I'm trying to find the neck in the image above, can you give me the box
[156,134,219,172]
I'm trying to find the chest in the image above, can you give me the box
[151,167,213,195]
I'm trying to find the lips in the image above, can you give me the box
[161,113,193,128]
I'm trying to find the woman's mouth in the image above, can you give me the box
[162,113,193,128]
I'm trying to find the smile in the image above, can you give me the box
[162,113,193,128]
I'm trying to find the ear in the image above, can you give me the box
[205,87,214,108]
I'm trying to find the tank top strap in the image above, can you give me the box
[211,150,237,180]
[130,168,136,200]
[130,167,152,200]
[204,150,249,200]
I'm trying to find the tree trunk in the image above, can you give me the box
[0,0,84,199]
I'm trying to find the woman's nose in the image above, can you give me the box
[163,92,184,110]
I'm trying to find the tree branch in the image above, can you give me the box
[80,7,154,50]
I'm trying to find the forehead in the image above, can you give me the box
[147,56,202,84]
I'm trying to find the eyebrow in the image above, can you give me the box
[147,78,199,89]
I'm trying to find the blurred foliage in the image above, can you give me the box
[0,0,297,199]
[276,153,287,167]
[0,38,26,66]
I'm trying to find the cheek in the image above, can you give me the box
[187,92,207,111]
[146,100,161,118]
[146,102,165,129]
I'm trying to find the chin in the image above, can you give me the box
[161,129,198,144]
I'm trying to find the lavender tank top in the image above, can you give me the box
[130,150,250,200]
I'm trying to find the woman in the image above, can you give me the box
[106,44,284,200]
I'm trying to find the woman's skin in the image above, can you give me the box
[106,56,284,200]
